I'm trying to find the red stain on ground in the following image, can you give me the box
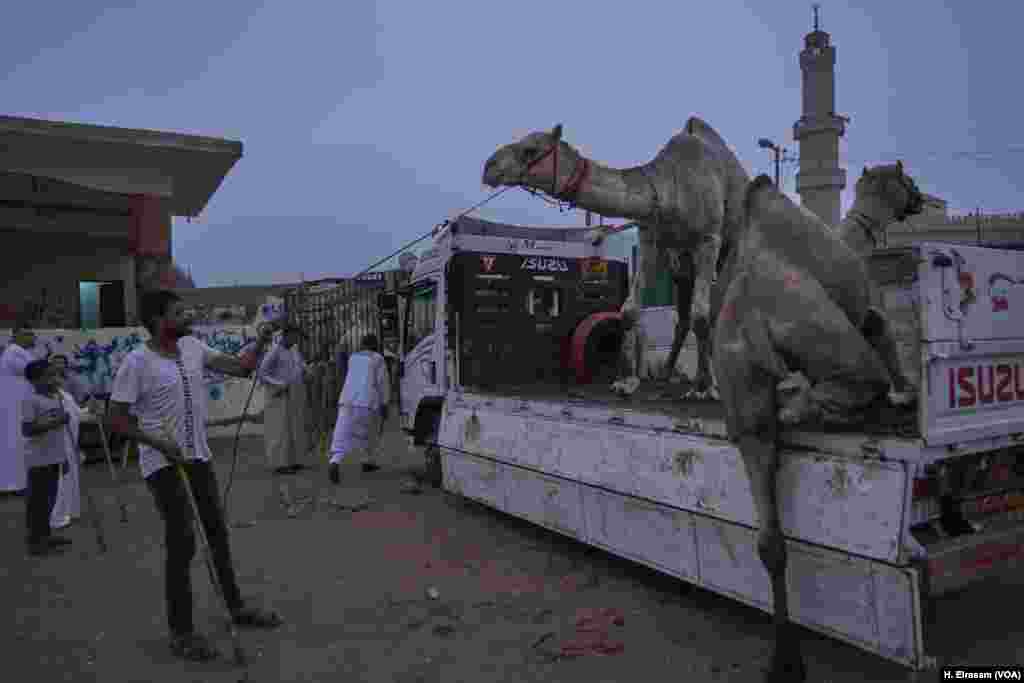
[558,572,591,593]
[783,270,802,289]
[349,510,420,530]
[559,607,626,657]
[380,537,566,598]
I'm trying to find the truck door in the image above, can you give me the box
[399,280,440,425]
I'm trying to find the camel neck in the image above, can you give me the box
[567,158,661,222]
[840,208,888,256]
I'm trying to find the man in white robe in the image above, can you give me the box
[328,333,390,482]
[1,323,37,494]
[259,325,312,474]
[49,355,83,528]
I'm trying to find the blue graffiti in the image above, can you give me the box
[191,328,255,384]
[68,332,146,396]
[11,327,257,403]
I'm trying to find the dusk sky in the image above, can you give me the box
[3,1,1020,286]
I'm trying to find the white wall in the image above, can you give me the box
[0,325,267,438]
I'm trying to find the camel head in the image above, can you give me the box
[482,124,580,194]
[855,161,924,223]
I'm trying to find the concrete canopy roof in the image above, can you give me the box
[0,115,243,217]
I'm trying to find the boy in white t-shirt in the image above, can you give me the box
[107,291,283,663]
[20,359,74,556]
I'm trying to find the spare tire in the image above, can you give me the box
[570,312,624,384]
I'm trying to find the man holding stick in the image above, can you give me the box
[107,291,282,663]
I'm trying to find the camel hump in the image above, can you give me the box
[744,174,776,215]
[685,116,727,148]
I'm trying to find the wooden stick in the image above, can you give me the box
[63,417,108,554]
[94,416,129,523]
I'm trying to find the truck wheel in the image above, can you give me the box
[424,421,442,488]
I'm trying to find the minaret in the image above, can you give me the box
[793,4,847,226]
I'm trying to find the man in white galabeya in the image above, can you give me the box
[328,333,390,484]
[1,322,38,495]
[106,290,283,663]
[258,323,312,475]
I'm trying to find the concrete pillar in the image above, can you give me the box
[129,194,175,310]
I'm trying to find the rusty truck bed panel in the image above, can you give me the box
[443,392,915,565]
[441,447,928,670]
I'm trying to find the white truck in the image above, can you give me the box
[397,215,1024,673]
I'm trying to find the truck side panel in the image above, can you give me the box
[443,395,910,564]
[442,447,927,669]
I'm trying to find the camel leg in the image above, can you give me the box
[689,234,724,398]
[612,227,656,397]
[612,273,642,396]
[662,250,696,384]
[713,294,805,682]
[861,307,916,407]
[741,434,806,682]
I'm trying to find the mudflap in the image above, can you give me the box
[440,446,933,671]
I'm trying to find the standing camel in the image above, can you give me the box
[482,117,751,398]
[712,163,923,681]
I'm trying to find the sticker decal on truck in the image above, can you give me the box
[521,256,569,272]
[949,361,1024,409]
[989,273,1018,319]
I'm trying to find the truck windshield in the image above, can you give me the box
[403,283,437,354]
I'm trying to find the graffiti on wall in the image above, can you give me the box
[1,325,260,403]
[190,325,259,401]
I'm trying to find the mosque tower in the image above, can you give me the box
[793,4,848,226]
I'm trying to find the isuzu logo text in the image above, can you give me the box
[521,257,569,272]
[949,362,1024,409]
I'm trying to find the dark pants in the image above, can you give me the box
[25,463,60,545]
[145,461,244,637]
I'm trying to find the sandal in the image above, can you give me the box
[169,632,219,662]
[232,606,283,629]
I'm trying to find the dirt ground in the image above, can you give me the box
[2,425,1021,682]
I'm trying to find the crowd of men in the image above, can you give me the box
[0,289,392,662]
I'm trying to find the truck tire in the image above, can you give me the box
[424,418,442,488]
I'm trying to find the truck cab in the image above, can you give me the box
[397,216,629,447]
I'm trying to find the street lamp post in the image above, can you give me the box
[758,138,783,188]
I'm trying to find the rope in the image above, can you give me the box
[222,368,259,520]
[221,185,517,510]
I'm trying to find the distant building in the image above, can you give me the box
[0,115,241,329]
[172,283,299,326]
[794,7,847,227]
[884,197,1024,247]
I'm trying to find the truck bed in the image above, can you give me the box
[463,377,921,439]
[466,378,723,417]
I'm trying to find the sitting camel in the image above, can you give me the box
[712,163,923,681]
[481,117,751,399]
